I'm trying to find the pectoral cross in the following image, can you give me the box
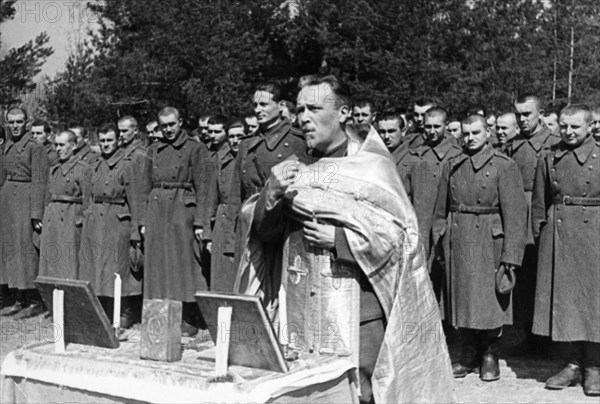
[288,256,308,285]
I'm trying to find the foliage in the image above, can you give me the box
[45,0,600,126]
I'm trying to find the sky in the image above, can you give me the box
[1,0,101,80]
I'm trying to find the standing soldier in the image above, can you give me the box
[204,119,245,292]
[494,112,519,155]
[31,119,58,165]
[433,114,527,381]
[404,98,437,149]
[0,107,50,318]
[39,130,89,280]
[352,98,377,125]
[0,126,7,309]
[227,83,305,263]
[407,108,462,301]
[70,125,98,165]
[79,124,147,329]
[140,107,210,337]
[509,94,560,353]
[591,107,600,142]
[532,105,600,396]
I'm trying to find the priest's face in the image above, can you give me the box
[297,83,349,152]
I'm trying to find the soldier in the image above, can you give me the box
[194,114,211,146]
[146,121,163,144]
[509,94,560,353]
[352,98,377,125]
[432,114,527,381]
[446,115,463,146]
[377,110,409,177]
[0,107,49,318]
[591,107,600,141]
[140,106,210,337]
[38,130,89,281]
[70,125,98,165]
[0,126,7,309]
[31,119,58,165]
[495,112,519,155]
[79,124,146,328]
[206,115,229,159]
[244,114,259,138]
[405,98,437,149]
[204,119,245,292]
[226,82,305,264]
[532,105,600,396]
[407,108,462,297]
[542,106,562,140]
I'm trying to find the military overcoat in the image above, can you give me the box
[432,145,527,329]
[226,118,304,254]
[79,150,146,296]
[140,131,211,302]
[0,133,49,288]
[204,146,237,292]
[531,136,600,342]
[39,157,89,280]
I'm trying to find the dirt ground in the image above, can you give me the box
[1,314,598,404]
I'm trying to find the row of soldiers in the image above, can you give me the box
[1,80,599,399]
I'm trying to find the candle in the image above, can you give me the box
[113,274,121,331]
[278,285,287,346]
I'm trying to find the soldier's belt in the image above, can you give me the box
[553,195,600,206]
[92,195,126,205]
[51,195,82,204]
[6,175,31,182]
[152,181,192,189]
[449,204,500,214]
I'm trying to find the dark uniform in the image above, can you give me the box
[226,118,304,258]
[432,144,527,375]
[508,122,559,326]
[0,132,49,313]
[74,143,98,165]
[204,146,237,292]
[140,130,210,325]
[532,136,600,387]
[43,142,59,166]
[79,148,147,323]
[39,156,89,280]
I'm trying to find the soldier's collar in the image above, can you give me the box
[263,118,292,151]
[13,132,33,153]
[390,142,409,165]
[57,155,81,175]
[216,143,233,162]
[555,135,596,164]
[102,149,125,168]
[422,136,457,160]
[122,138,142,156]
[527,123,552,151]
[469,144,495,170]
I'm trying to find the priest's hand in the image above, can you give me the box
[303,220,335,250]
[266,162,301,202]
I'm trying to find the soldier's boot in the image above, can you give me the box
[546,342,583,389]
[452,328,479,378]
[480,329,502,382]
[0,289,24,317]
[181,302,200,338]
[583,342,600,396]
[14,289,45,319]
[120,295,142,330]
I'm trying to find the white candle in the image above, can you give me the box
[278,286,287,346]
[53,289,65,353]
[113,274,121,331]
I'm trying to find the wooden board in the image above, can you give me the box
[35,276,119,349]
[195,291,288,373]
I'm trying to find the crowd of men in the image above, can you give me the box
[1,74,599,401]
